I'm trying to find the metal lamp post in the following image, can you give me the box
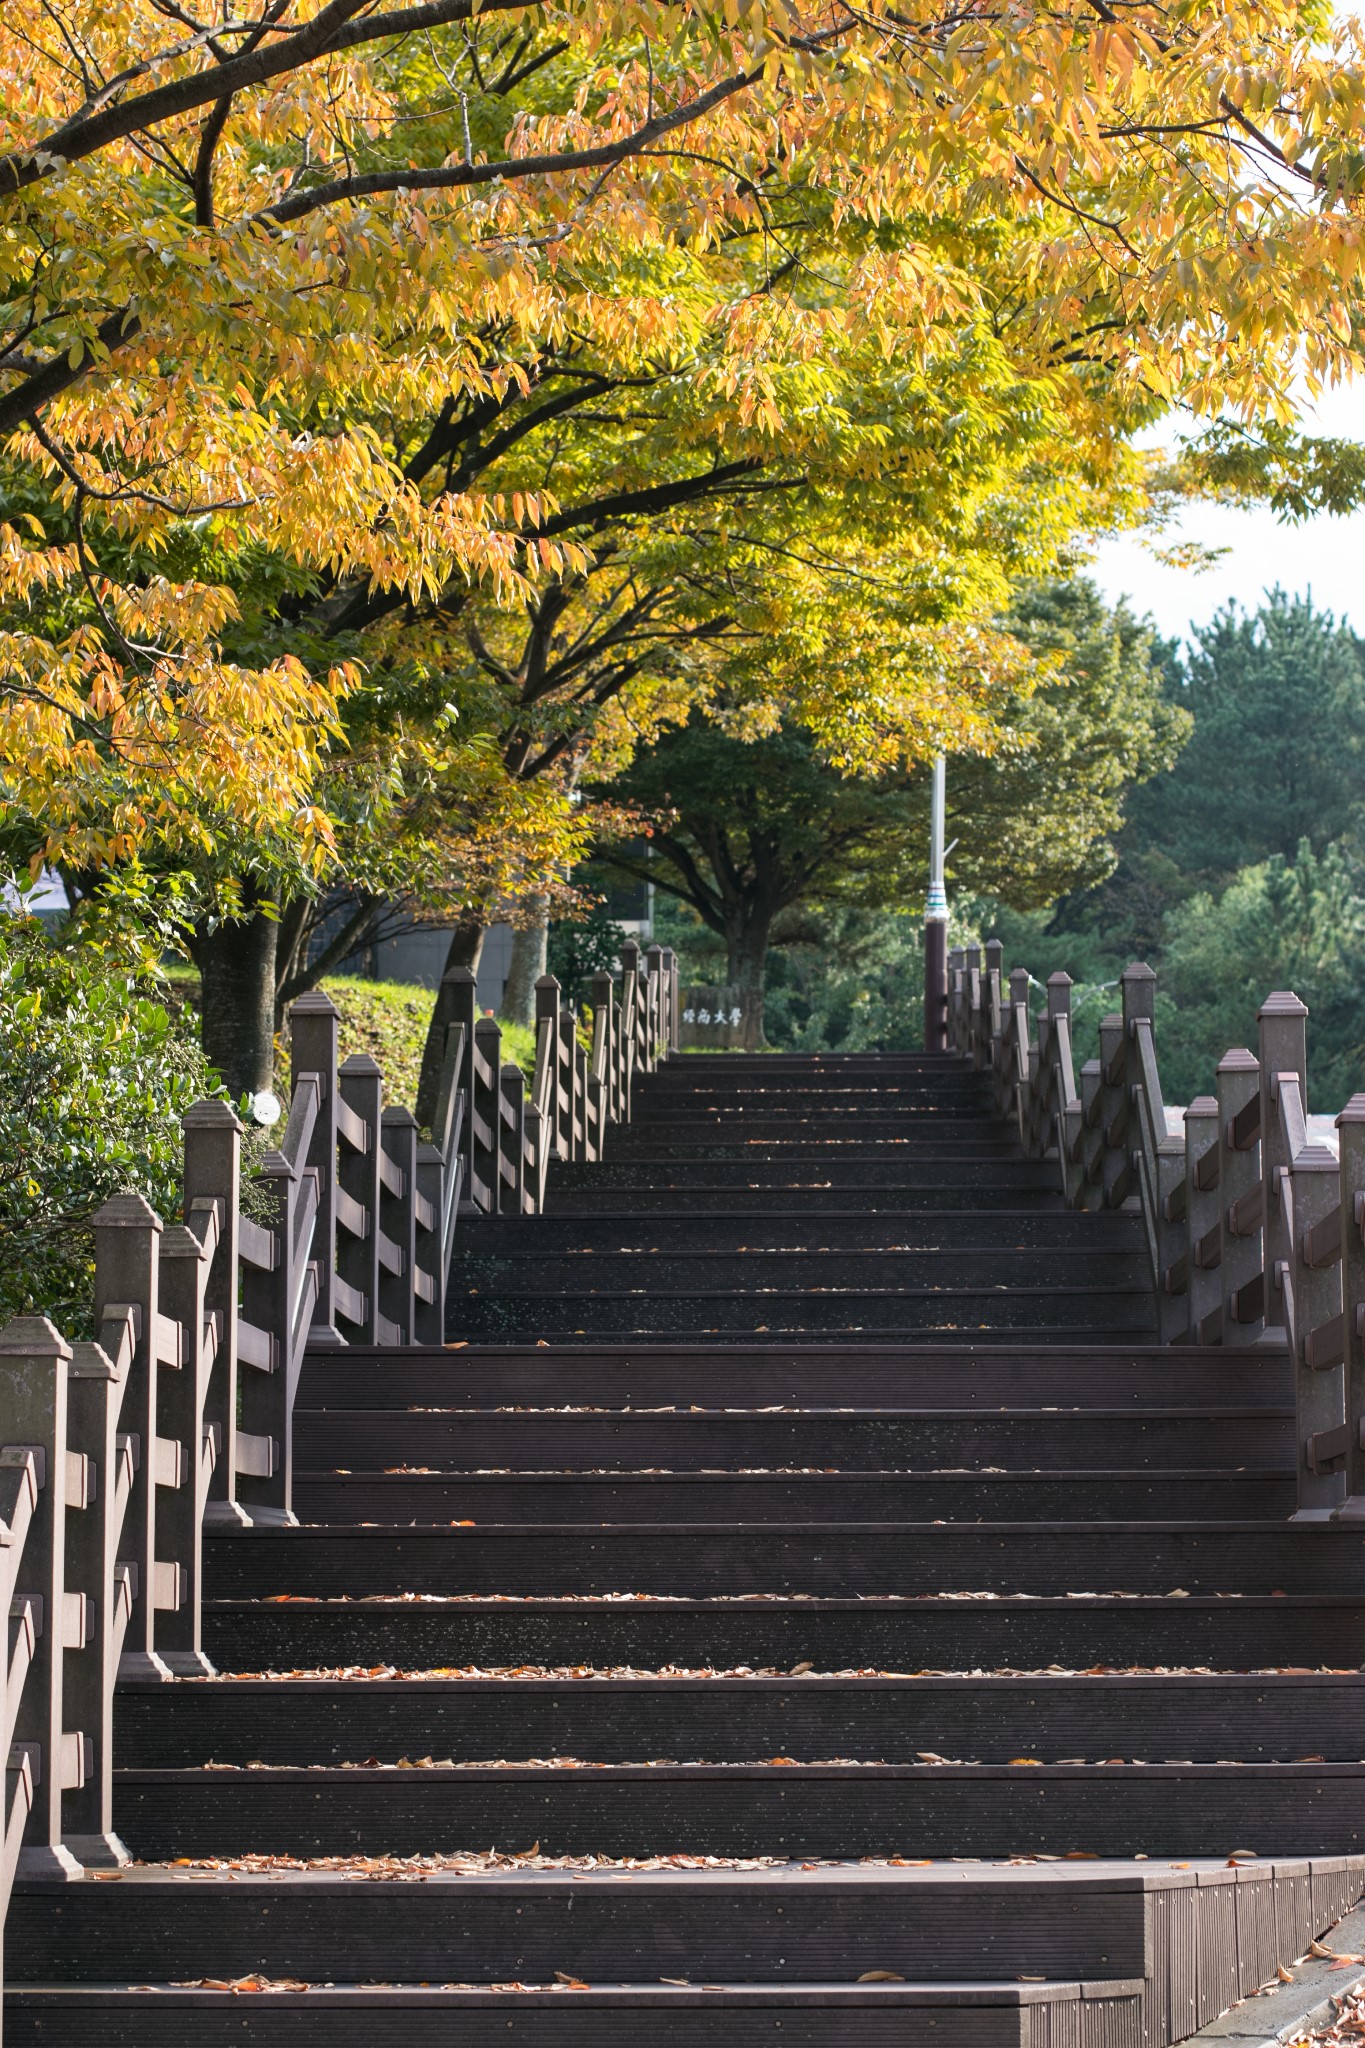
[923,753,949,1052]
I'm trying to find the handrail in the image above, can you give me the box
[949,944,1365,1521]
[0,933,682,1965]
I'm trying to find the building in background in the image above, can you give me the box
[325,872,654,1011]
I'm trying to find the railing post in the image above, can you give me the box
[336,1054,382,1344]
[1258,991,1309,1345]
[63,1307,136,1868]
[93,1193,171,1680]
[1004,968,1029,1141]
[237,1142,301,1529]
[379,1107,419,1342]
[289,991,343,1348]
[660,945,679,1053]
[1288,1132,1346,1520]
[945,942,965,1056]
[535,976,565,1161]
[1183,1096,1222,1345]
[499,1063,528,1214]
[563,1006,585,1160]
[1216,1049,1264,1344]
[442,968,480,1201]
[182,1101,246,1528]
[413,1132,449,1342]
[1096,1011,1129,1208]
[0,1318,83,1880]
[1335,1096,1365,1520]
[592,970,620,1125]
[153,1214,214,1676]
[645,944,666,1068]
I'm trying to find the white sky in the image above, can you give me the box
[1087,382,1365,647]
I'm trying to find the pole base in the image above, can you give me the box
[66,1832,132,1870]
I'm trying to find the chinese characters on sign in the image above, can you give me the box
[678,987,747,1049]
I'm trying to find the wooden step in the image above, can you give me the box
[201,1591,1365,1673]
[447,1286,1159,1337]
[115,1671,1365,1772]
[291,1468,1296,1526]
[3,1976,1148,2047]
[108,1757,1365,1861]
[543,1185,1068,1213]
[9,1856,1354,2048]
[546,1159,1065,1189]
[449,1248,1152,1293]
[202,1521,1365,1602]
[296,1343,1289,1413]
[294,1406,1293,1470]
[452,1211,1148,1252]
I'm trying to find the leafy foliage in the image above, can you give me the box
[547,905,629,1009]
[7,0,1365,911]
[598,577,1175,1044]
[0,911,215,1328]
[1124,591,1365,884]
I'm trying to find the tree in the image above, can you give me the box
[8,1,1365,1089]
[1125,590,1365,886]
[597,578,1179,1046]
[1157,840,1365,1107]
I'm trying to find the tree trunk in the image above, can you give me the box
[725,907,773,1052]
[197,906,279,1100]
[500,897,548,1029]
[414,912,488,1130]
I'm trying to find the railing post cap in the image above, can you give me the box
[1121,961,1157,984]
[380,1105,419,1129]
[92,1190,163,1232]
[500,1061,524,1082]
[535,973,561,993]
[182,1096,244,1133]
[1215,1047,1258,1074]
[289,990,341,1020]
[159,1221,205,1261]
[442,965,479,988]
[591,969,614,991]
[1336,1094,1365,1127]
[1258,989,1309,1020]
[1184,1095,1219,1118]
[338,1052,383,1077]
[474,1014,500,1035]
[1047,970,1073,988]
[0,1315,72,1360]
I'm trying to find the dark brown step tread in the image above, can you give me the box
[125,1671,1365,1690]
[295,1405,1295,1418]
[4,1978,1146,2006]
[202,1593,1365,1611]
[114,1761,1365,1781]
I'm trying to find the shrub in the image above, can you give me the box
[0,913,217,1331]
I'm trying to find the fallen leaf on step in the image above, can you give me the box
[857,1971,904,1983]
[553,1972,589,1989]
[1276,1964,1294,1983]
[660,1977,690,1986]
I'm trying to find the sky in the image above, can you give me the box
[1086,381,1365,648]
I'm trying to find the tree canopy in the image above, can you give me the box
[8,0,1365,878]
[598,576,1176,1046]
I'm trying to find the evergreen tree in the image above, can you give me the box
[1128,590,1365,885]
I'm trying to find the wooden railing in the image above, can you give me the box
[948,942,1365,1521]
[0,942,678,1894]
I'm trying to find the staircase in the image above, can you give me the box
[10,1050,1365,2045]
